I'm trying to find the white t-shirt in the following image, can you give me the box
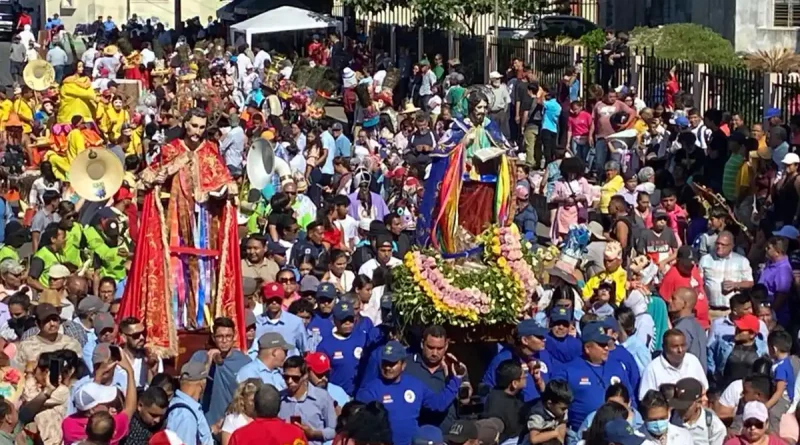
[289,152,307,176]
[719,379,743,408]
[336,215,359,248]
[358,257,402,279]
[222,413,252,434]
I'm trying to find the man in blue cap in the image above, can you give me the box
[603,419,645,445]
[596,316,641,393]
[545,307,582,367]
[356,340,466,445]
[552,321,633,445]
[414,425,445,445]
[481,319,552,403]
[316,301,370,396]
[308,283,338,339]
[267,240,288,267]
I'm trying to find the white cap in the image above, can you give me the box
[489,71,503,79]
[782,152,800,165]
[74,382,119,411]
[358,218,373,232]
[49,264,70,279]
[743,401,768,422]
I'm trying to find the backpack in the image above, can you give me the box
[166,403,201,444]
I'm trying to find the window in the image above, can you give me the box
[775,0,800,27]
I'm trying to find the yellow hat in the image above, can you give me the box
[69,149,124,202]
[103,45,119,56]
[23,60,55,92]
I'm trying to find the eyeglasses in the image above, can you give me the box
[283,374,303,382]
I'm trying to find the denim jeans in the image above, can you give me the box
[594,138,608,176]
[571,140,590,165]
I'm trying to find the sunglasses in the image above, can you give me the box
[283,374,303,382]
[278,278,296,284]
[744,420,765,430]
[126,331,145,339]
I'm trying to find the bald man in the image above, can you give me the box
[668,287,708,372]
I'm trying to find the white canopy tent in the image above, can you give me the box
[229,6,341,47]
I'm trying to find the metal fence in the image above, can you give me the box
[529,40,575,90]
[422,29,450,63]
[636,49,694,108]
[491,38,527,75]
[772,74,800,122]
[457,34,485,85]
[701,66,765,127]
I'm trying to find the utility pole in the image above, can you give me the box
[493,0,498,35]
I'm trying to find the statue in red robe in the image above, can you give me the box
[119,108,246,357]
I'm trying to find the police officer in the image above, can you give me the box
[481,319,552,403]
[553,321,633,445]
[356,340,466,445]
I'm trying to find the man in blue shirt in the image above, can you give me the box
[75,295,108,373]
[103,16,116,33]
[307,351,350,408]
[320,123,337,177]
[482,319,552,403]
[331,123,352,158]
[553,321,633,445]
[600,317,642,395]
[278,356,338,445]
[190,317,251,425]
[166,362,213,445]
[307,283,337,339]
[356,340,466,445]
[316,301,368,395]
[238,332,291,389]
[252,282,307,357]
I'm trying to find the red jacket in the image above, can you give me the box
[342,87,357,114]
[229,418,307,445]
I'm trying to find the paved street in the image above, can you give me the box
[0,42,13,87]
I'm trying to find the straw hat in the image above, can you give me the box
[68,148,124,202]
[23,60,55,92]
[4,113,23,129]
[756,144,772,160]
[151,60,171,77]
[399,101,420,114]
[36,289,64,307]
[103,45,119,56]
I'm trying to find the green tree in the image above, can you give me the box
[628,23,741,67]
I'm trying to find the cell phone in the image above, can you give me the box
[109,345,122,362]
[457,385,470,399]
[290,415,302,424]
[48,358,60,386]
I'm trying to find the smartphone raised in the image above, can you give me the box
[48,359,60,387]
[290,415,302,424]
[109,345,122,362]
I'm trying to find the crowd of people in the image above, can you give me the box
[0,14,798,445]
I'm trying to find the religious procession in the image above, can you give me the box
[0,8,796,445]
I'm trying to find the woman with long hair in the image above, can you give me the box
[221,378,263,445]
[324,249,355,293]
[579,401,631,445]
[548,157,591,242]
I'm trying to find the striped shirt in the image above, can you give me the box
[722,153,744,201]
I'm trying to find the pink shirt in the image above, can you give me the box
[592,100,635,139]
[62,412,129,445]
[568,111,592,137]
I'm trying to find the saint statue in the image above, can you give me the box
[119,108,246,356]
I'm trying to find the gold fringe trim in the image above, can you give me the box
[153,185,179,358]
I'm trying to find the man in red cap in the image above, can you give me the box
[248,282,307,359]
[306,352,350,409]
[708,313,766,386]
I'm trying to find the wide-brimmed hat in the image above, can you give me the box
[103,45,119,56]
[23,60,55,92]
[151,59,171,77]
[547,262,577,285]
[69,148,124,201]
[399,101,420,114]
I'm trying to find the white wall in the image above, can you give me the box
[735,0,800,53]
[46,0,230,33]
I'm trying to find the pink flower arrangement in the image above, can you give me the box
[3,368,20,385]
[406,252,491,318]
[491,226,539,311]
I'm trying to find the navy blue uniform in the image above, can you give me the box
[609,344,641,396]
[481,347,553,403]
[552,358,633,431]
[545,334,582,367]
[356,374,462,445]
[308,312,334,339]
[317,330,369,395]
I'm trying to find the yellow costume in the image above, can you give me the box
[12,98,34,134]
[96,101,108,123]
[0,99,12,128]
[46,128,86,181]
[100,107,129,142]
[57,75,96,124]
[126,126,143,156]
